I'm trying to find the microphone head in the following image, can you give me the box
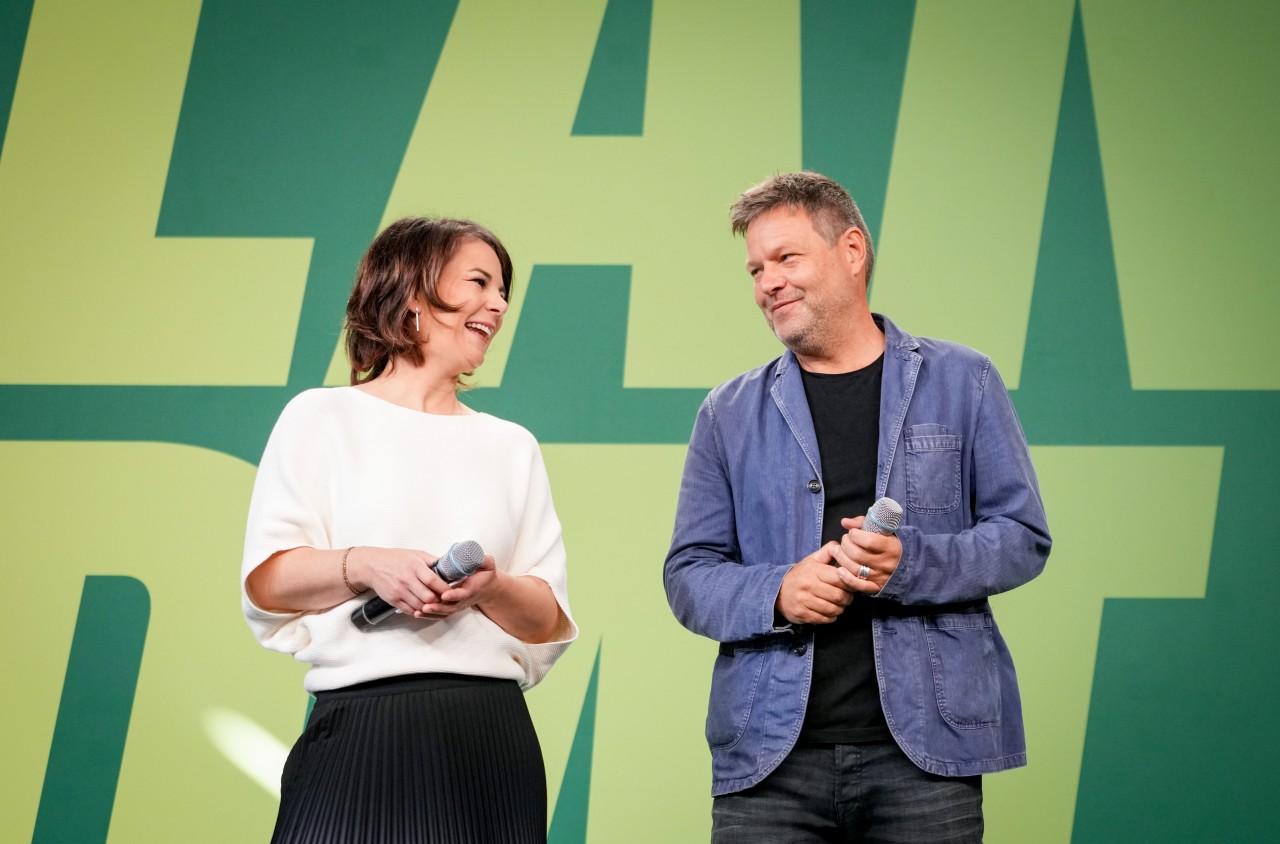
[865,497,903,535]
[435,539,485,581]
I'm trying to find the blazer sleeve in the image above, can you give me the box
[664,395,794,643]
[877,362,1052,605]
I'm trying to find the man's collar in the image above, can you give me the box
[772,313,917,380]
[876,313,920,352]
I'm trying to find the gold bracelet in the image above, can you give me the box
[341,547,360,595]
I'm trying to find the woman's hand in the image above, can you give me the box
[414,554,500,618]
[347,546,472,618]
[245,546,558,636]
[407,552,565,642]
[367,548,564,641]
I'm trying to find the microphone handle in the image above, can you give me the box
[351,596,398,631]
[349,542,483,631]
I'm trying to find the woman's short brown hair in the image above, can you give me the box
[344,217,514,385]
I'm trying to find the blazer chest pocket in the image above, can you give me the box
[904,427,961,514]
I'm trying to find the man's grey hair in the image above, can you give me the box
[729,171,875,282]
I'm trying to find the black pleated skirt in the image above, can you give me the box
[271,673,547,843]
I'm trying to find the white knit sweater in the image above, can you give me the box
[241,387,576,692]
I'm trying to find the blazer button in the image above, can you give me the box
[792,642,807,656]
[807,479,822,493]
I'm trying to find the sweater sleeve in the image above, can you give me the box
[505,434,577,688]
[240,392,333,654]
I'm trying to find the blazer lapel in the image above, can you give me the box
[771,351,823,483]
[877,317,922,499]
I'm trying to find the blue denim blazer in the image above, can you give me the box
[664,315,1051,796]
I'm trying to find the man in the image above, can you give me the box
[664,172,1051,842]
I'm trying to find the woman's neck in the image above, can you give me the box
[355,360,465,415]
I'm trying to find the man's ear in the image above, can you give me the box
[840,226,869,277]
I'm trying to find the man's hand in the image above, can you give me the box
[775,543,856,624]
[831,515,903,594]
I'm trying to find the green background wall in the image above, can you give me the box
[2,1,1276,841]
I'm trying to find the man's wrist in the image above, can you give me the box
[772,606,794,631]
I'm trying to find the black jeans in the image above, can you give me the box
[712,742,983,843]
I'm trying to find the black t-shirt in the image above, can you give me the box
[797,354,893,744]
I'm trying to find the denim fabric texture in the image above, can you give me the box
[710,742,983,844]
[664,315,1052,796]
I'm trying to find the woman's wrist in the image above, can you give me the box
[340,548,360,594]
[475,568,509,609]
[341,546,365,594]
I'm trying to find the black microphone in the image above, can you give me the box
[350,540,485,631]
[863,497,903,535]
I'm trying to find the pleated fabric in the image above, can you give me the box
[271,674,547,843]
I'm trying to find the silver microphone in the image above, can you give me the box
[351,540,485,630]
[863,497,903,535]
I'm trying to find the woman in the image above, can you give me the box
[241,217,576,843]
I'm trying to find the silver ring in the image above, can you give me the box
[857,565,871,580]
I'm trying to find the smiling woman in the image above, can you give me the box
[345,217,514,392]
[240,217,576,843]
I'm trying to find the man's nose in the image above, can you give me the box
[757,267,785,295]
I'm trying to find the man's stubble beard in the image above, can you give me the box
[773,306,832,361]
